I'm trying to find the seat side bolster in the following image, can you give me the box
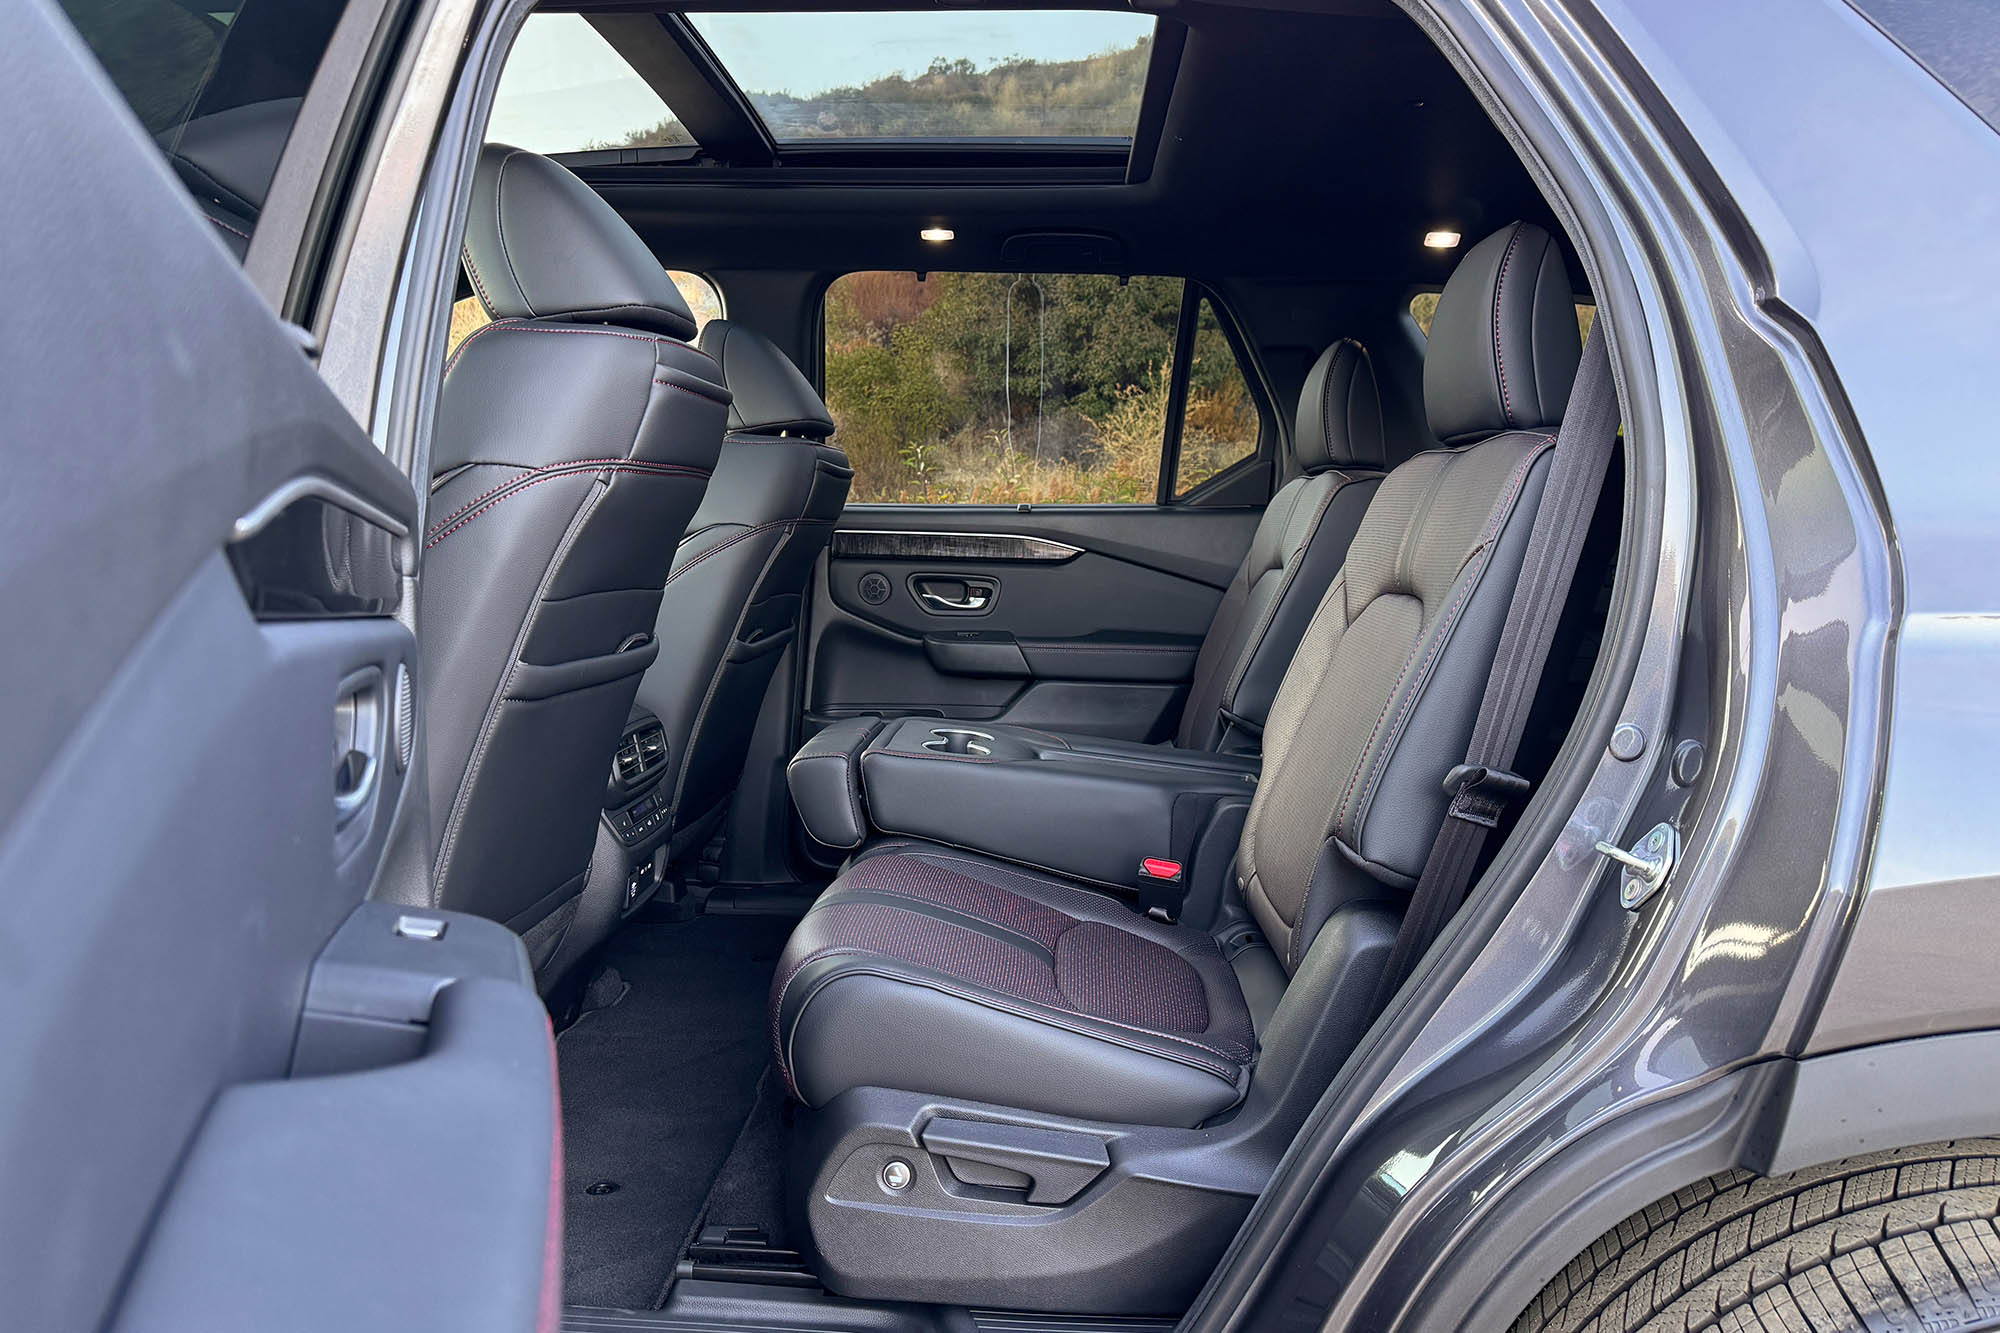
[781,962,1249,1128]
[1223,472,1383,736]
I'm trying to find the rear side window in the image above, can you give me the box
[58,0,350,252]
[1175,298,1261,497]
[824,272,1265,505]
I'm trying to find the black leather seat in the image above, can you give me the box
[421,144,728,969]
[634,320,853,864]
[160,98,300,258]
[1178,339,1385,750]
[772,222,1582,1130]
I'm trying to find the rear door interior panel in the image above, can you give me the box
[810,504,1261,741]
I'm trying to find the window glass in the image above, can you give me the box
[490,13,693,154]
[60,0,227,135]
[687,10,1155,142]
[826,272,1192,503]
[1174,299,1261,495]
[446,272,723,359]
[1409,291,1596,344]
[58,0,349,250]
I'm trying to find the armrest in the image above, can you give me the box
[857,719,1258,894]
[110,975,558,1333]
[1015,633,1201,682]
[922,631,1200,682]
[786,717,885,850]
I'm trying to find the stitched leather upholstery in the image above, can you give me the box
[772,223,1589,1139]
[1176,340,1386,750]
[632,320,854,865]
[162,97,298,257]
[772,842,1255,1127]
[422,145,727,971]
[1423,222,1581,442]
[1235,222,1581,971]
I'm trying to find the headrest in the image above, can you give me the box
[1292,339,1386,473]
[1423,222,1583,443]
[164,97,301,216]
[462,144,697,340]
[698,321,836,440]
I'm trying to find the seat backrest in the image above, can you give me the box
[1176,340,1386,751]
[634,320,854,861]
[1236,221,1583,976]
[422,144,728,964]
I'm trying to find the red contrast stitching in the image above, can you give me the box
[1493,224,1525,428]
[650,376,730,407]
[442,316,524,379]
[204,213,251,241]
[425,460,708,549]
[775,945,1246,1080]
[460,244,498,317]
[663,518,828,586]
[427,456,669,537]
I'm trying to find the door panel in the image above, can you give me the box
[807,503,1261,742]
[2,8,556,1330]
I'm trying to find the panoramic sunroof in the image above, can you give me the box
[685,10,1157,143]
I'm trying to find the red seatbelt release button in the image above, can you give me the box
[1141,857,1183,882]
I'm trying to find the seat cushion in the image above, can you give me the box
[772,842,1256,1127]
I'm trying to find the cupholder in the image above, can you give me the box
[923,727,994,756]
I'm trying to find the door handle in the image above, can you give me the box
[913,577,996,614]
[333,668,386,827]
[919,586,991,612]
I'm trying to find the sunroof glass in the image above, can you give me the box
[686,10,1157,142]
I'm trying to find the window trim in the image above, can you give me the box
[1156,282,1201,504]
[524,5,1187,178]
[1167,284,1276,507]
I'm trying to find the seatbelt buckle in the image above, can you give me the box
[1139,857,1183,923]
[1441,764,1531,829]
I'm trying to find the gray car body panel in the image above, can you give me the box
[1188,0,1999,1328]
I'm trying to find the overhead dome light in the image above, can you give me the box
[1424,229,1462,249]
[920,226,955,243]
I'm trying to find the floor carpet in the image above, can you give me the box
[555,913,794,1309]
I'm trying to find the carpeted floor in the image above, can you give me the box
[555,913,795,1309]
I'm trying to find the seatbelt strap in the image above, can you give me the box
[1369,326,1622,1013]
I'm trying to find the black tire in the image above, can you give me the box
[1512,1138,2000,1332]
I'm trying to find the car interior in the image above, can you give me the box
[65,0,1631,1320]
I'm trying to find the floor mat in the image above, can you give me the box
[556,913,794,1309]
[689,1065,794,1252]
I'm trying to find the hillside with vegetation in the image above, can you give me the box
[609,38,1149,147]
[826,271,1256,504]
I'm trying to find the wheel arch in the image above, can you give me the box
[1407,1029,2000,1331]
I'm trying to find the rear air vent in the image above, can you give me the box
[614,722,669,786]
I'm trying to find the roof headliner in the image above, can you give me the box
[549,1,1570,286]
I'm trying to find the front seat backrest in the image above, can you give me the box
[635,320,854,863]
[1238,221,1582,975]
[422,144,728,967]
[1177,339,1387,751]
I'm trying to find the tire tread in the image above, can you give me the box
[1511,1140,2000,1333]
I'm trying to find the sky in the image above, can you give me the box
[488,10,1153,153]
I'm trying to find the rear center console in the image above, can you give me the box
[601,711,677,917]
[788,716,1258,922]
